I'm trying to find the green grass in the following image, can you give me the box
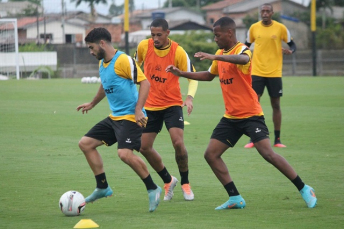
[0,77,343,229]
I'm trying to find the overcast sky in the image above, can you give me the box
[42,0,163,15]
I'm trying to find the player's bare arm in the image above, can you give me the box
[215,54,249,65]
[166,65,216,81]
[135,79,150,127]
[194,52,216,61]
[183,95,194,116]
[76,84,106,114]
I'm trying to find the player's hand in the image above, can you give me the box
[282,48,293,55]
[165,65,181,76]
[182,96,194,116]
[194,52,214,60]
[135,110,147,127]
[76,103,93,114]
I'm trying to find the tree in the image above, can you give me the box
[169,31,218,71]
[71,0,107,17]
[108,0,134,16]
[8,0,41,17]
[9,0,40,4]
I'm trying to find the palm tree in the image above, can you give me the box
[71,0,107,17]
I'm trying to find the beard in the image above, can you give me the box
[96,47,106,60]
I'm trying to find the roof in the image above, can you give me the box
[223,0,277,13]
[168,20,212,31]
[223,0,308,13]
[202,0,244,10]
[135,7,201,18]
[0,17,45,30]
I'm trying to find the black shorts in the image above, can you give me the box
[211,116,270,147]
[252,75,283,97]
[143,106,184,133]
[85,117,143,151]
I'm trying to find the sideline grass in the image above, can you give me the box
[0,77,343,229]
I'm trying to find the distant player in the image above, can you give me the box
[244,3,296,148]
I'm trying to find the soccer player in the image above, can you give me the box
[135,18,198,201]
[166,17,317,209]
[76,28,161,212]
[244,3,296,148]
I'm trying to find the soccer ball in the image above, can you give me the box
[59,191,86,216]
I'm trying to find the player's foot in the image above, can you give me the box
[274,138,286,147]
[215,195,246,210]
[181,183,194,200]
[163,176,178,201]
[300,184,317,208]
[244,140,254,148]
[148,186,162,212]
[85,186,113,203]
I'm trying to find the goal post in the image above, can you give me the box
[0,18,20,80]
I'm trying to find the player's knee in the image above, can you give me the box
[204,151,213,163]
[172,138,184,151]
[117,150,129,163]
[78,137,89,152]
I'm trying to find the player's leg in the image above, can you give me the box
[244,75,265,148]
[251,118,317,208]
[140,110,177,200]
[165,106,193,200]
[79,117,115,203]
[267,77,286,147]
[208,117,246,210]
[116,120,162,212]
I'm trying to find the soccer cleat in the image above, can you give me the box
[215,195,246,210]
[300,184,317,208]
[274,138,286,147]
[148,186,162,212]
[244,141,254,148]
[85,186,113,203]
[181,183,194,201]
[163,176,178,201]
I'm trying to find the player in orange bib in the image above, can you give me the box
[166,17,316,210]
[135,18,198,201]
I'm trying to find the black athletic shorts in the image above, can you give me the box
[143,106,184,133]
[85,117,143,151]
[211,116,270,147]
[252,75,283,97]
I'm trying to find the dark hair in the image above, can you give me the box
[213,17,236,30]
[85,27,111,43]
[150,18,169,31]
[261,3,273,11]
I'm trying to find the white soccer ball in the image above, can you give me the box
[59,191,86,216]
[81,77,87,83]
[90,76,98,83]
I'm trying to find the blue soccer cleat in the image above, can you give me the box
[148,186,162,212]
[300,184,317,208]
[215,195,246,210]
[85,186,113,203]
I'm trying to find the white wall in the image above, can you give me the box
[0,52,57,72]
[26,21,86,44]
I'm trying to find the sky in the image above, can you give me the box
[42,0,163,15]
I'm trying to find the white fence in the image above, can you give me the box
[0,52,57,73]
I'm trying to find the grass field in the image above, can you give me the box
[0,77,343,229]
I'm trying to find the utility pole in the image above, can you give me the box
[124,0,129,54]
[311,0,316,76]
[61,0,65,44]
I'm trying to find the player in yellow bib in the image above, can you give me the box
[244,3,296,148]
